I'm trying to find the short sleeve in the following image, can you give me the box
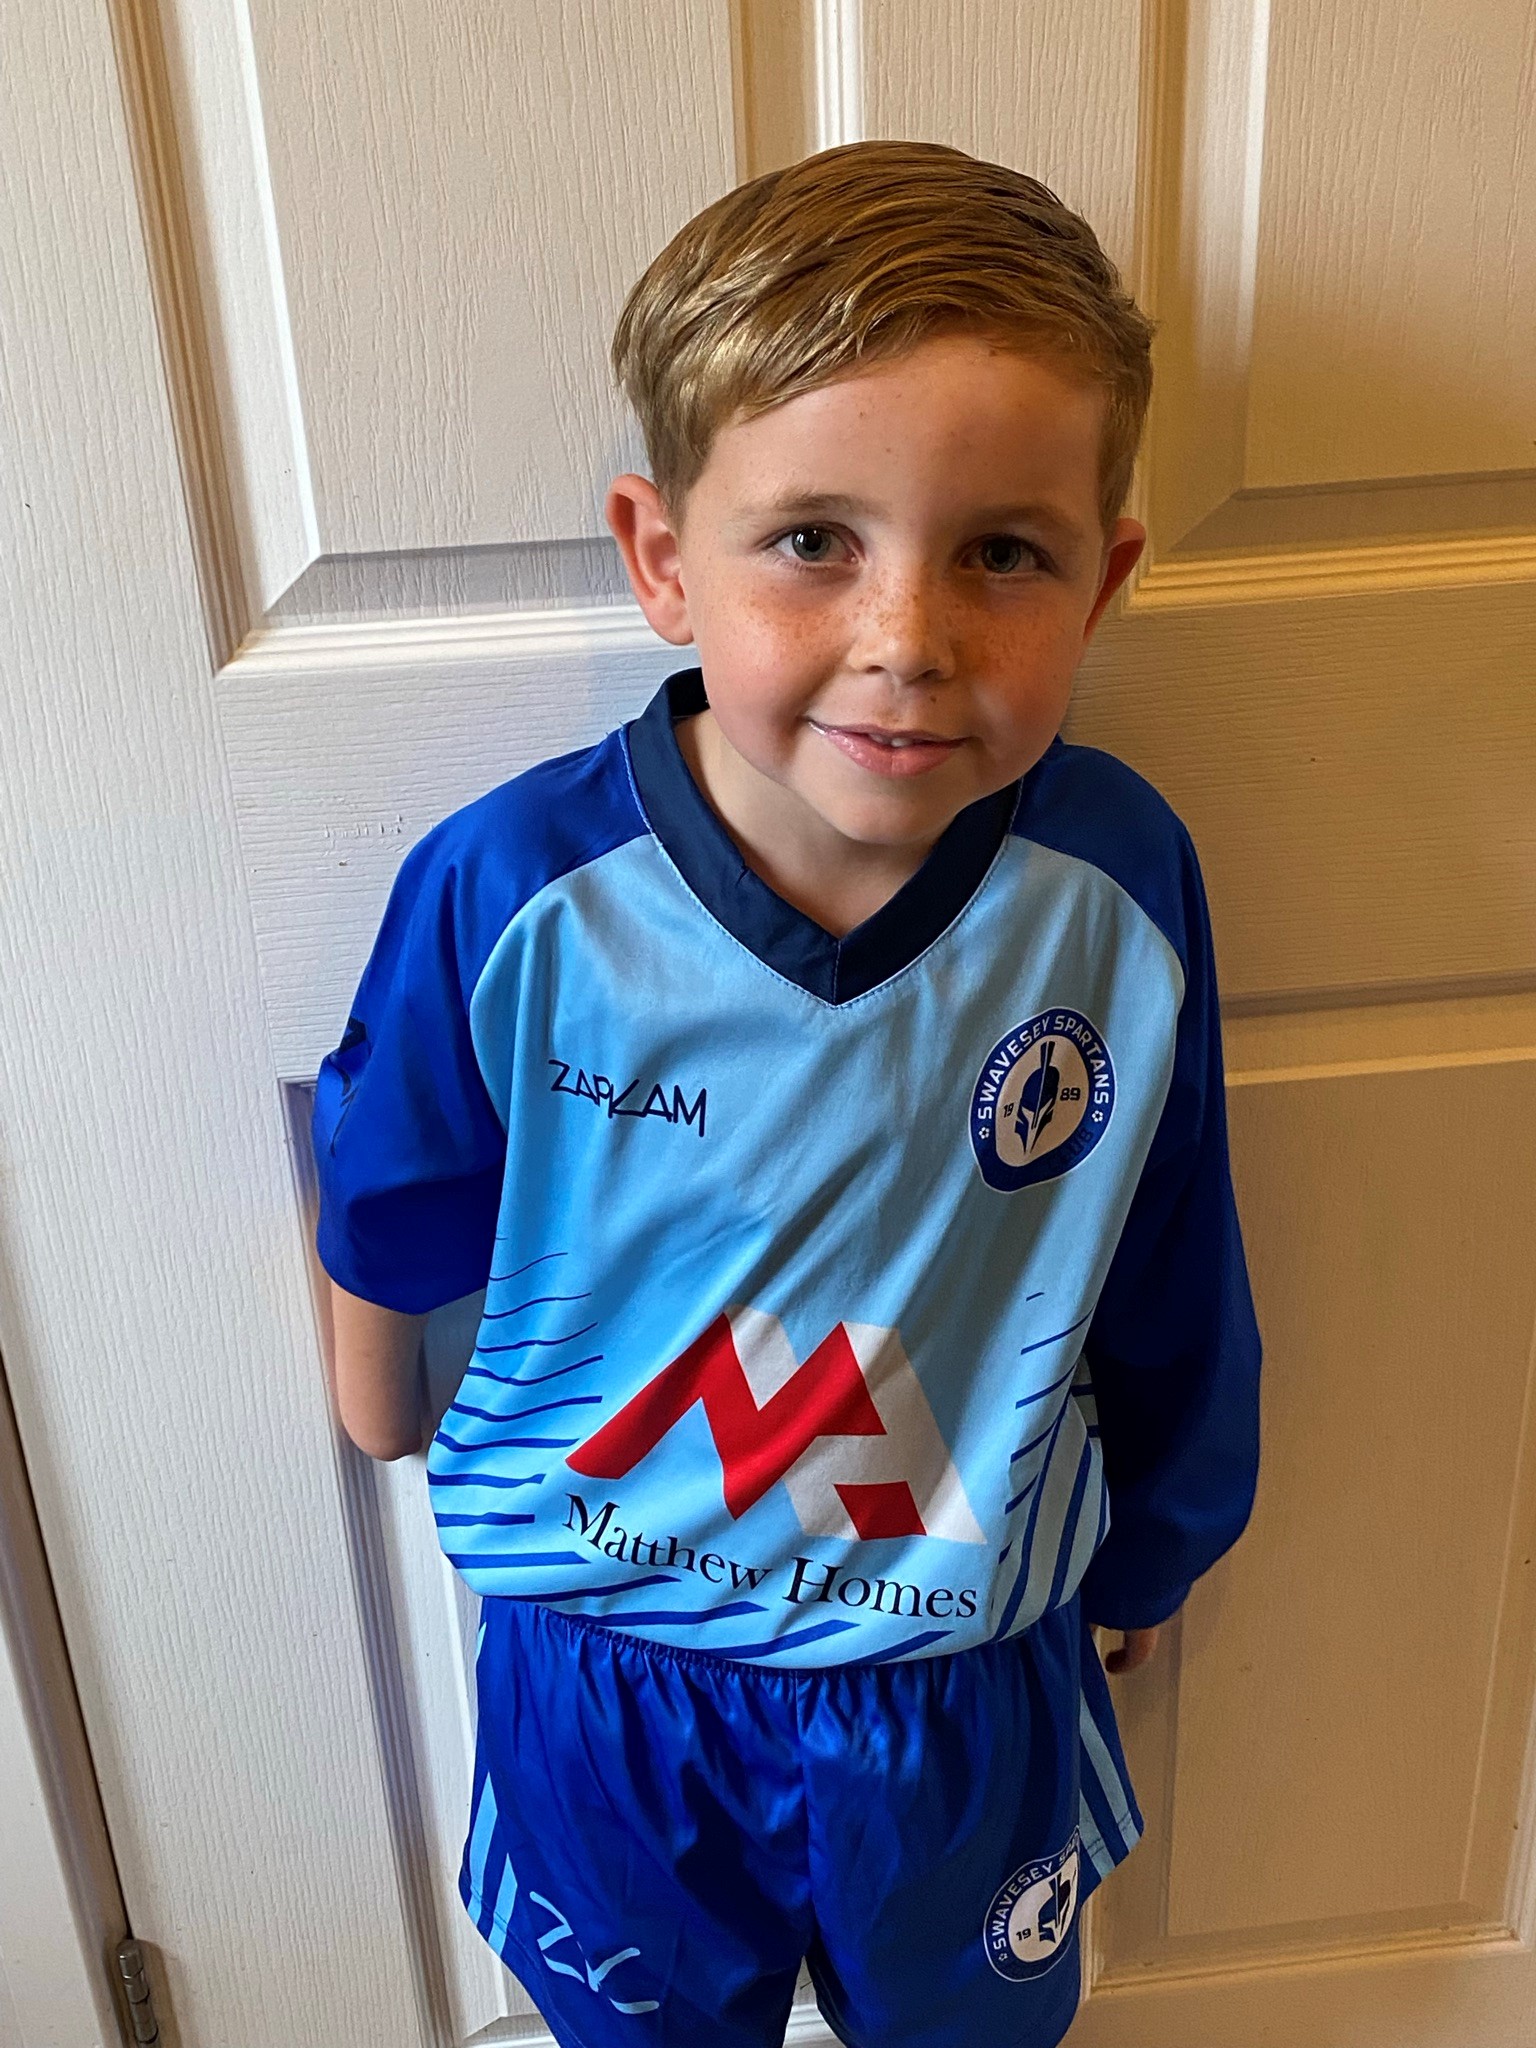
[1077,830,1262,1632]
[312,826,509,1314]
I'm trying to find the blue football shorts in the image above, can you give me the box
[459,1592,1142,2048]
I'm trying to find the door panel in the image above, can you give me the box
[1094,1003,1536,1985]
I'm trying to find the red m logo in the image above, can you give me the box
[567,1310,986,1545]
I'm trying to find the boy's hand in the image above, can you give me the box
[1103,1626,1160,1675]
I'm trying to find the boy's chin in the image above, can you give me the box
[800,785,975,855]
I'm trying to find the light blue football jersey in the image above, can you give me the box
[314,669,1261,1666]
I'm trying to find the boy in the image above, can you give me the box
[314,140,1261,2048]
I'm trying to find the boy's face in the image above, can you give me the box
[606,333,1145,870]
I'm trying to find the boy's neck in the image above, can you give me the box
[675,709,944,940]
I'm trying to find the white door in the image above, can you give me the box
[3,3,1534,2045]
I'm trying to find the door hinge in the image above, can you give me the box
[114,1939,161,2045]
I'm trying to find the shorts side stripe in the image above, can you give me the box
[1078,1741,1133,1871]
[489,1850,519,1934]
[1078,1695,1141,1858]
[465,1763,500,1911]
[1076,1795,1117,1883]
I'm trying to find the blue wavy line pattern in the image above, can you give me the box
[461,1355,602,1390]
[429,1472,544,1490]
[434,1434,579,1452]
[435,1511,534,1528]
[603,1601,766,1627]
[1018,1310,1092,1360]
[481,1292,591,1321]
[707,1618,859,1660]
[508,1574,681,1602]
[476,1324,600,1356]
[443,1549,591,1569]
[855,1627,952,1664]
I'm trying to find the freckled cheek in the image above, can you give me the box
[697,588,841,687]
[984,612,1086,685]
[738,588,835,652]
[970,627,1085,750]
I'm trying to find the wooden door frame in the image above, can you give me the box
[0,1358,129,2047]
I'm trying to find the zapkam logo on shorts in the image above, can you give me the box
[567,1309,986,1544]
[984,1830,1081,1980]
[970,1008,1114,1193]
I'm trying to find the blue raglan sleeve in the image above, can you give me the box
[1077,828,1262,1632]
[311,821,508,1315]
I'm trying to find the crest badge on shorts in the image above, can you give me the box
[983,1829,1081,1979]
[969,1008,1114,1192]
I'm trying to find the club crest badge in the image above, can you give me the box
[983,1830,1081,1979]
[969,1009,1114,1193]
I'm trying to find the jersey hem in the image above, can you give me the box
[518,1591,1009,1677]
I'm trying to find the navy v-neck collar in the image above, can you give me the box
[623,667,1023,1005]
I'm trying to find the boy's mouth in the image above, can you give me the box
[808,720,964,779]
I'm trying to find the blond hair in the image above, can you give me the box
[611,140,1156,540]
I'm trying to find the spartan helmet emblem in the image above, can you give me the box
[984,1834,1081,1980]
[1011,1861,1076,1959]
[1016,1038,1060,1154]
[972,1010,1115,1192]
[995,1032,1092,1171]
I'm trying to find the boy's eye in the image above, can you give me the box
[775,525,842,565]
[768,527,1050,575]
[976,535,1047,576]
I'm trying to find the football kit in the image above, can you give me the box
[314,667,1262,2048]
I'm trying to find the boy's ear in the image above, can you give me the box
[604,474,694,646]
[1081,518,1148,645]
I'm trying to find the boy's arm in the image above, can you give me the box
[1078,830,1262,1638]
[327,1280,429,1461]
[1078,1100,1260,1632]
[311,816,513,1459]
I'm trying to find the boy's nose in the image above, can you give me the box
[849,573,957,687]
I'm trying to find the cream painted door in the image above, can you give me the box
[3,3,1534,2045]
